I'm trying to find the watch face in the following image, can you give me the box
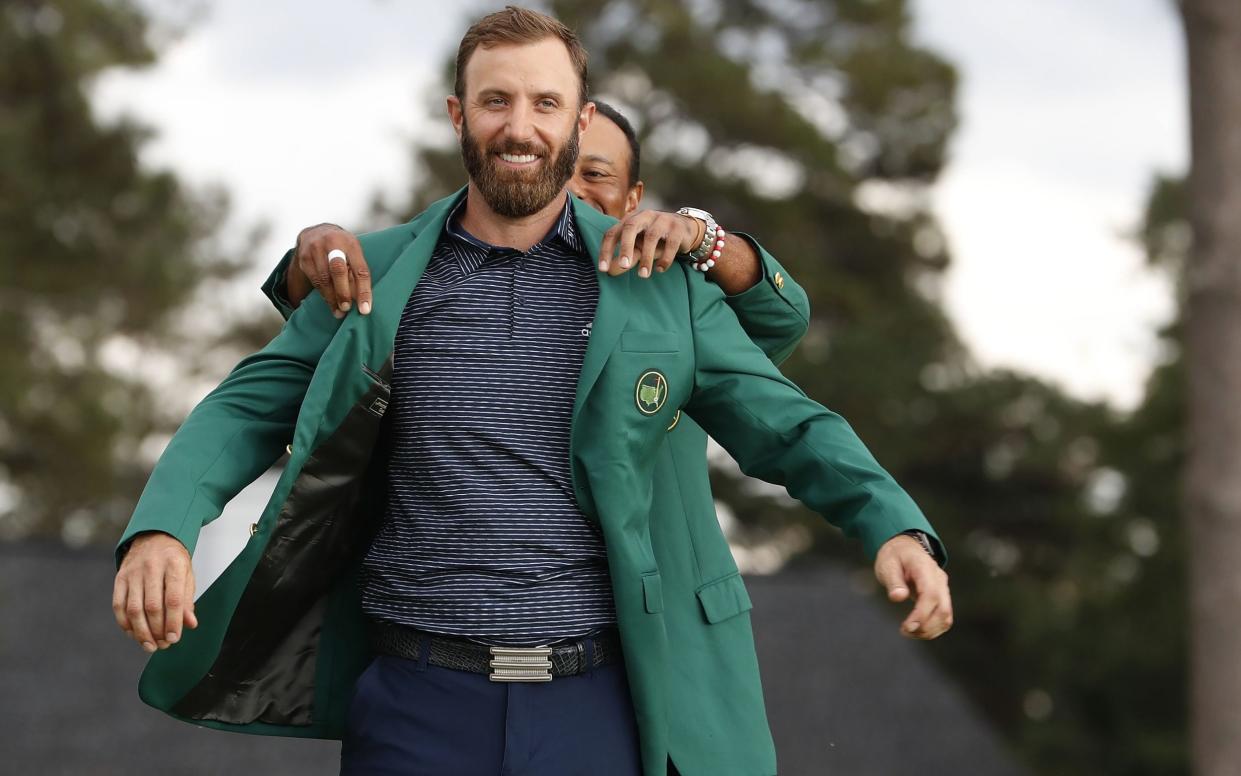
[678,207,712,221]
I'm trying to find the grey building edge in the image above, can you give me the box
[0,541,1024,776]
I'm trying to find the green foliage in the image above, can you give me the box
[0,0,244,542]
[1069,174,1188,775]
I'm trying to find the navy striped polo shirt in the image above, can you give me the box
[359,193,617,646]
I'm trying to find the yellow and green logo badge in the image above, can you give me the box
[635,370,668,415]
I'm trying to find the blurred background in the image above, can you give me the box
[2,0,1231,773]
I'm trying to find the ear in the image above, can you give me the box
[447,95,464,141]
[578,101,596,134]
[624,181,645,216]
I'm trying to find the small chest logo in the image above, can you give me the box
[635,370,669,415]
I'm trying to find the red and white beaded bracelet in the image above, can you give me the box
[690,226,726,272]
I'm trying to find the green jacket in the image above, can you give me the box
[119,189,942,776]
[258,196,807,775]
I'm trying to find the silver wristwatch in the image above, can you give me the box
[902,529,937,559]
[676,207,718,261]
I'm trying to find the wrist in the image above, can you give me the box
[900,529,938,560]
[676,207,725,272]
[708,235,763,294]
[682,215,706,253]
[285,263,311,309]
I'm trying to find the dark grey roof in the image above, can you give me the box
[746,564,1026,776]
[0,542,1023,775]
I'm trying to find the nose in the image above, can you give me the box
[505,100,536,142]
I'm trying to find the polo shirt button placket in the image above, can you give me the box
[513,253,528,338]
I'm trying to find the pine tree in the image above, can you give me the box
[0,0,247,543]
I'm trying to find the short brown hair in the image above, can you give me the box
[455,6,589,107]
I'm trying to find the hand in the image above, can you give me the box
[291,224,372,317]
[597,210,705,279]
[112,532,198,653]
[873,534,953,640]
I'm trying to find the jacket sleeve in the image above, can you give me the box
[115,291,341,565]
[722,233,810,366]
[260,248,297,321]
[683,270,944,564]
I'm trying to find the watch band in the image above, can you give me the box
[901,529,936,559]
[676,207,718,261]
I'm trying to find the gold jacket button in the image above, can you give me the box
[773,272,785,290]
[249,523,258,536]
[285,443,293,455]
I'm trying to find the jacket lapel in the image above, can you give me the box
[363,188,467,360]
[357,190,626,421]
[571,198,629,422]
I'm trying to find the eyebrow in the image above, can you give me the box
[581,153,615,167]
[475,88,568,103]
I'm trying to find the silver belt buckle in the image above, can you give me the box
[488,645,554,682]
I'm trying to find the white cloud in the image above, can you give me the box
[912,0,1186,409]
[93,1,470,291]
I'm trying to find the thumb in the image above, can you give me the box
[875,557,910,602]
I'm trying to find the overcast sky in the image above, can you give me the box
[93,0,1187,411]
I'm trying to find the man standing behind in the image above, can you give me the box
[113,7,951,775]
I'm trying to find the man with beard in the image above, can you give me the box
[112,7,952,775]
[260,100,831,774]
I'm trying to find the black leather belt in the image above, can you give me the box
[370,621,623,682]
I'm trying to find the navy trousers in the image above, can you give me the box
[340,644,646,775]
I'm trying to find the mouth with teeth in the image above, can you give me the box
[461,114,579,217]
[496,151,543,167]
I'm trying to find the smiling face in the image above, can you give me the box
[568,114,645,219]
[448,37,594,219]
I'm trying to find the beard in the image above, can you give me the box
[460,115,579,218]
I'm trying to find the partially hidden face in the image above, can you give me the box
[568,114,642,220]
[455,38,588,218]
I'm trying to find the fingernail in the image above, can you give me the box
[639,267,650,278]
[598,260,609,272]
[360,302,371,315]
[907,622,920,632]
[340,301,351,312]
[167,632,179,644]
[620,256,631,268]
[333,309,345,320]
[143,642,156,653]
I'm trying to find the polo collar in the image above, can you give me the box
[442,192,584,274]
